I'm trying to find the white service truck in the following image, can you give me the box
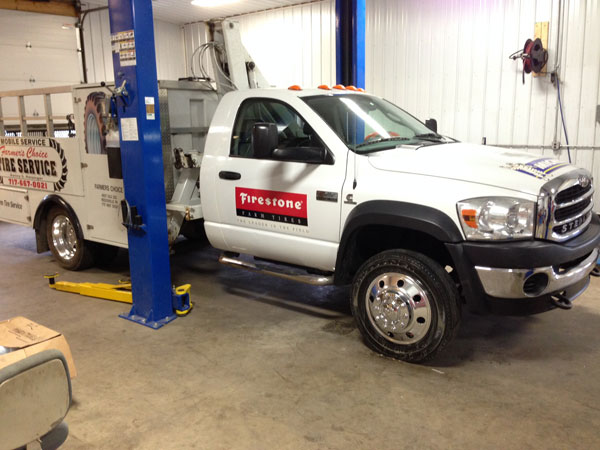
[1,22,598,362]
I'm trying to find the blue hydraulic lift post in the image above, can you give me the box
[335,0,366,88]
[336,0,365,144]
[107,0,176,328]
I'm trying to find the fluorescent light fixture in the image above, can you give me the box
[191,0,240,7]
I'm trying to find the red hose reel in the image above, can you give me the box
[509,38,548,83]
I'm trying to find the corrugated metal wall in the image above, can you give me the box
[83,10,186,83]
[365,0,600,163]
[182,0,336,88]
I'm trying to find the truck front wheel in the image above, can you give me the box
[351,249,461,363]
[46,207,94,271]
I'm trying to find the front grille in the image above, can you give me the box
[555,183,592,204]
[552,212,590,236]
[554,197,592,222]
[537,171,594,242]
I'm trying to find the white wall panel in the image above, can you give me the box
[83,10,186,83]
[0,10,80,120]
[182,0,336,88]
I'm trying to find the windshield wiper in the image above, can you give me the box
[413,133,446,142]
[354,137,410,149]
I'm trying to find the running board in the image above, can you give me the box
[219,254,334,286]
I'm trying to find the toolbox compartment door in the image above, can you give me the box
[0,187,31,225]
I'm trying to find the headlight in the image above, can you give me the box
[457,197,535,240]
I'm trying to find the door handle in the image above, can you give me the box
[219,171,241,180]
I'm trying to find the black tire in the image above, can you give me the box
[180,219,208,241]
[84,92,107,155]
[351,249,461,363]
[46,207,95,271]
[92,243,119,266]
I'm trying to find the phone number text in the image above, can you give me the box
[5,178,48,189]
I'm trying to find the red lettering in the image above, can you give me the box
[235,187,307,219]
[26,147,48,159]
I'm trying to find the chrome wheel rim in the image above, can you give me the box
[86,113,102,155]
[51,215,78,262]
[366,272,432,345]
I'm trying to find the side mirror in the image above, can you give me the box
[272,146,331,164]
[425,118,438,133]
[252,122,278,159]
[0,349,72,450]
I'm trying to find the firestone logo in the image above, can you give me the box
[236,187,308,226]
[239,191,304,211]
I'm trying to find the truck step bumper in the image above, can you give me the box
[219,253,334,286]
[475,248,598,299]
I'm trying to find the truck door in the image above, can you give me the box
[211,98,346,272]
[80,91,127,246]
[81,148,127,246]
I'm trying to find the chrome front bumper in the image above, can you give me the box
[475,248,599,299]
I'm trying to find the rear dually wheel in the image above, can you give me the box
[46,207,95,271]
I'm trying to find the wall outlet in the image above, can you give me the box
[552,140,561,151]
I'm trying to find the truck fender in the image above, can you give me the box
[334,200,463,284]
[33,195,84,254]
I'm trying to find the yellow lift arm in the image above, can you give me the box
[44,274,193,316]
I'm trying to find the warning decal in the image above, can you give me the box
[111,29,136,67]
[235,187,308,226]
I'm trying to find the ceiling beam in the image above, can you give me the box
[0,0,79,17]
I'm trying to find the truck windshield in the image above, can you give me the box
[302,94,449,153]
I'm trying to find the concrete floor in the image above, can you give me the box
[1,221,600,449]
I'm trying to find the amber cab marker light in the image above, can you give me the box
[461,209,478,229]
[346,85,358,91]
[357,88,365,92]
[318,84,331,90]
[332,84,346,90]
[288,85,302,91]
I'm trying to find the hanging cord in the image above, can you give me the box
[189,45,204,79]
[190,42,237,91]
[556,76,572,163]
[190,43,214,86]
[208,42,237,90]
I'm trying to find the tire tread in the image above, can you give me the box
[351,249,461,362]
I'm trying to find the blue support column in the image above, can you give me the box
[335,0,366,88]
[107,0,176,329]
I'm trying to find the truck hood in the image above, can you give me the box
[367,142,576,196]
